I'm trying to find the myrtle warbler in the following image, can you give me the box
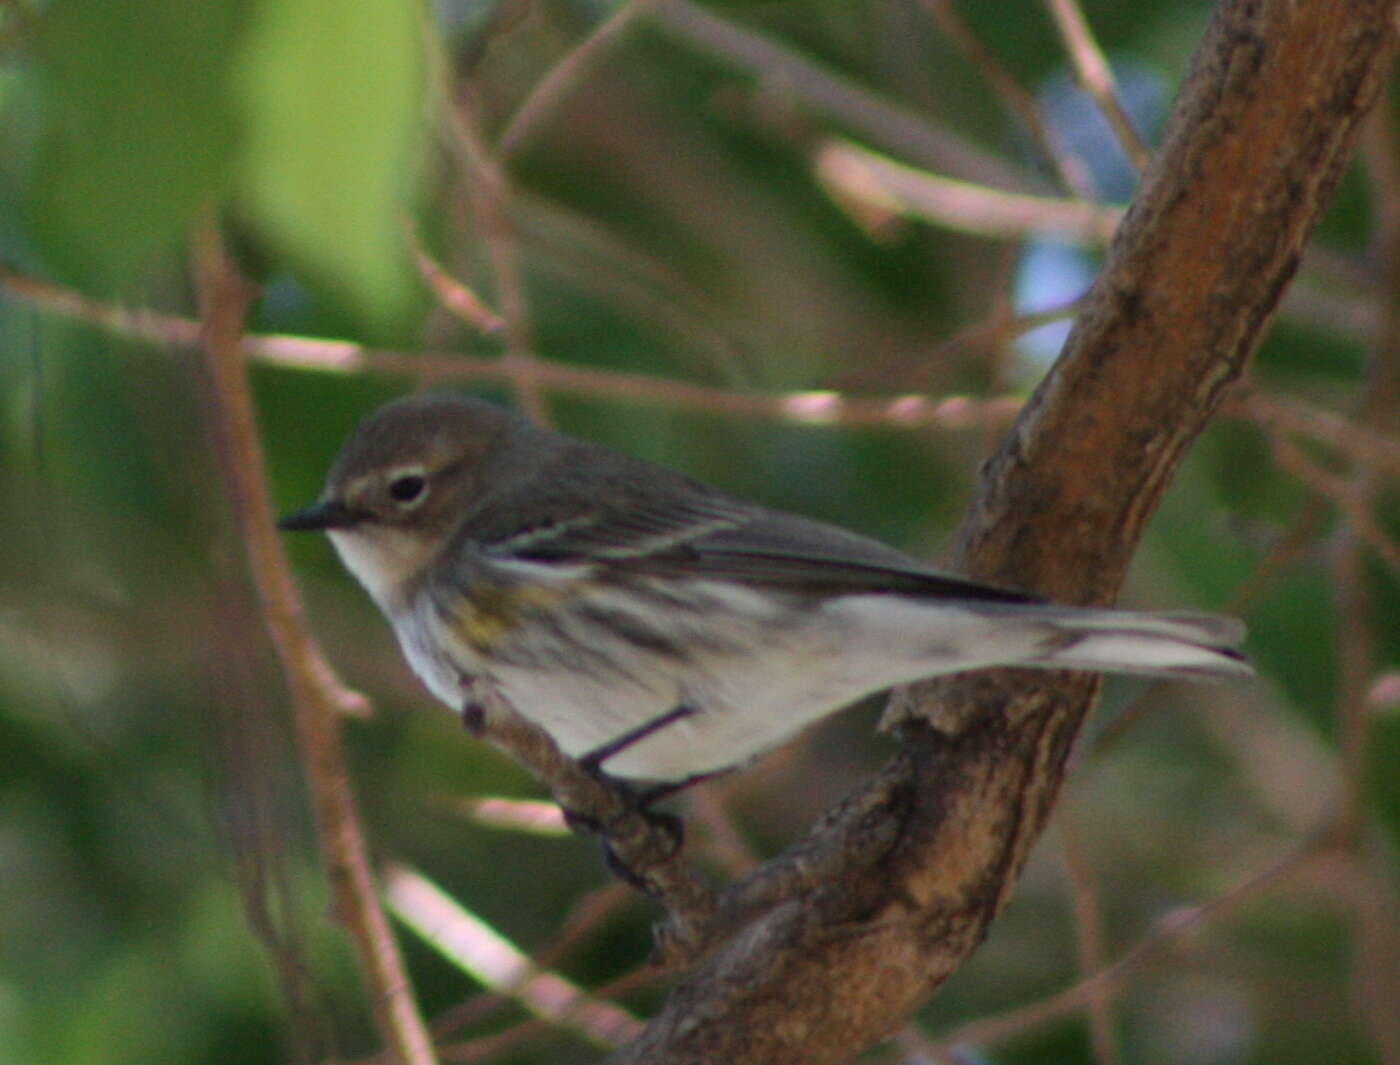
[279,393,1250,782]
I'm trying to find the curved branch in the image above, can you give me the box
[192,230,436,1065]
[608,4,1398,1063]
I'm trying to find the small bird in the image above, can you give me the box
[279,393,1250,784]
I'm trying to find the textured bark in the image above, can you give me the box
[607,3,1398,1064]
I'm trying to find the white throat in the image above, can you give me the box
[328,527,434,612]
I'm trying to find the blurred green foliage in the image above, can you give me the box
[21,0,423,331]
[1,1,1396,1064]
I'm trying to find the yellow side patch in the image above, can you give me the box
[447,581,579,651]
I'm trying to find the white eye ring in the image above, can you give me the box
[387,469,428,508]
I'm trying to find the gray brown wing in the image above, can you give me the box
[677,511,1039,603]
[467,444,1037,605]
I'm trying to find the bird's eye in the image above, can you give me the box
[388,474,427,505]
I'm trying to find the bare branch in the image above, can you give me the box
[405,222,506,336]
[816,139,1123,243]
[923,840,1332,1053]
[605,4,1398,1061]
[1336,96,1400,1064]
[1055,813,1120,1065]
[653,0,1036,190]
[192,229,436,1065]
[384,863,641,1047]
[426,19,551,423]
[1268,435,1400,575]
[1228,387,1400,479]
[921,0,1096,198]
[1042,0,1152,173]
[0,261,1026,431]
[423,883,637,1043]
[432,966,661,1065]
[497,0,662,160]
[10,259,1399,492]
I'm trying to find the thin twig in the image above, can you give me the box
[1346,845,1400,1065]
[923,840,1331,1053]
[1342,101,1400,1065]
[497,0,662,160]
[434,966,661,1065]
[653,0,1037,191]
[1333,515,1374,840]
[533,882,639,973]
[1226,495,1331,612]
[192,227,437,1065]
[15,262,1400,476]
[508,190,755,374]
[404,222,506,336]
[1090,493,1326,755]
[1228,387,1400,478]
[1055,813,1120,1065]
[1344,81,1400,834]
[426,18,550,423]
[685,785,762,877]
[815,140,1123,243]
[1269,436,1400,575]
[452,111,550,423]
[1042,0,1151,172]
[920,0,1096,198]
[0,260,1026,431]
[12,261,1400,497]
[385,863,641,1047]
[425,882,634,1042]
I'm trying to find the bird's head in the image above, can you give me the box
[278,394,519,608]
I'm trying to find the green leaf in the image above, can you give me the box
[28,0,239,285]
[234,0,426,334]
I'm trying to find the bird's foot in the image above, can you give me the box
[560,777,687,897]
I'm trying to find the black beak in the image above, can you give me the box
[277,498,363,532]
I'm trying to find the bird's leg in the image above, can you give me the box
[561,706,712,895]
[460,700,486,736]
[574,705,700,858]
[631,768,731,810]
[576,704,697,776]
[465,695,706,897]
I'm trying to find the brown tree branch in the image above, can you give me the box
[16,258,1400,472]
[193,229,438,1065]
[0,260,1027,431]
[604,4,1398,1062]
